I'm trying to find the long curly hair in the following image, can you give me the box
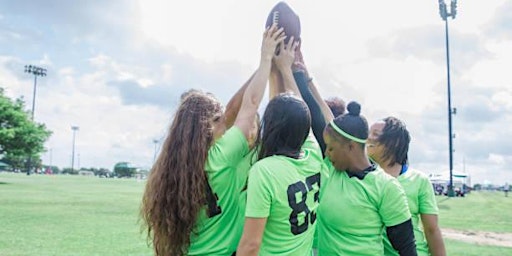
[140,90,222,256]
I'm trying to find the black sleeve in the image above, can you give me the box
[386,219,417,256]
[293,71,327,155]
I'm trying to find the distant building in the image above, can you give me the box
[429,171,471,196]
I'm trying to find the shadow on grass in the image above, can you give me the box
[437,197,451,210]
[0,181,10,185]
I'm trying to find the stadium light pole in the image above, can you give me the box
[71,126,79,172]
[438,0,457,197]
[24,65,47,120]
[23,65,47,175]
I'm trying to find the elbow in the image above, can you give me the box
[424,224,442,239]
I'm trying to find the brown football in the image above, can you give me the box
[265,1,301,44]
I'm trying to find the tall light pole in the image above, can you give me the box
[24,65,47,120]
[71,126,79,172]
[438,0,457,197]
[23,65,47,175]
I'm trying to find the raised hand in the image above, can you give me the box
[261,24,286,62]
[274,36,299,72]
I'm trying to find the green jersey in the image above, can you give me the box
[188,126,249,255]
[235,149,258,248]
[383,168,439,256]
[317,164,411,256]
[245,134,327,255]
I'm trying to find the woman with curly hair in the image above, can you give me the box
[140,24,285,256]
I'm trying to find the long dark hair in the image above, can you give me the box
[257,93,311,160]
[378,116,410,167]
[140,90,222,256]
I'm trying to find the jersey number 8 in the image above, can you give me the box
[287,173,320,235]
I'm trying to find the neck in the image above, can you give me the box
[383,162,402,178]
[348,156,372,173]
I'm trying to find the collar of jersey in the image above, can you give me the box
[346,163,377,180]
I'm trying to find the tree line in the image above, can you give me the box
[0,87,51,172]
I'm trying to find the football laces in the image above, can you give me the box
[272,11,279,25]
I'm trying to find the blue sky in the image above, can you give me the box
[0,0,511,184]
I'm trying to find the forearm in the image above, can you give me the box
[308,80,334,123]
[293,71,327,153]
[237,243,260,256]
[242,59,272,110]
[225,72,256,128]
[269,65,284,99]
[387,219,418,256]
[281,68,301,96]
[424,226,446,256]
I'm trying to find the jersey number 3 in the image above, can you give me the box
[287,173,320,235]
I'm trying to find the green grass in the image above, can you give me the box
[0,172,152,256]
[445,239,512,255]
[437,191,512,233]
[1,173,511,255]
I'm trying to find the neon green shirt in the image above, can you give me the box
[188,126,249,255]
[383,168,439,256]
[235,149,258,248]
[317,164,411,256]
[245,134,326,255]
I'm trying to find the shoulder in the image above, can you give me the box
[369,167,404,193]
[405,168,433,185]
[216,126,247,146]
[250,157,281,175]
[369,166,396,183]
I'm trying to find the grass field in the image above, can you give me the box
[1,172,511,255]
[0,173,152,256]
[437,191,512,233]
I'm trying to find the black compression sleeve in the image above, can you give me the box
[293,71,327,154]
[386,219,417,256]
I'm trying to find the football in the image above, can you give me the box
[265,1,301,44]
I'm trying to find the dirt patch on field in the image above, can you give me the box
[442,228,512,247]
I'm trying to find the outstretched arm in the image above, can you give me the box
[292,48,334,153]
[269,63,284,100]
[234,24,285,139]
[224,72,256,129]
[273,36,300,96]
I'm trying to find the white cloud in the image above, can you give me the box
[0,0,511,185]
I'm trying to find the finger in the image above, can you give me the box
[269,23,278,35]
[279,40,285,53]
[276,33,286,44]
[271,27,285,40]
[292,41,300,52]
[286,36,295,52]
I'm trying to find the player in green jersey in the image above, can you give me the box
[237,35,326,256]
[368,117,446,256]
[315,102,416,256]
[140,24,285,256]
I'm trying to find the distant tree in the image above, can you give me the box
[95,168,111,177]
[0,88,52,172]
[113,162,137,177]
[473,184,482,191]
[61,167,78,175]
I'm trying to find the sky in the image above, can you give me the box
[0,0,510,185]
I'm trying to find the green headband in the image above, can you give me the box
[329,121,367,144]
